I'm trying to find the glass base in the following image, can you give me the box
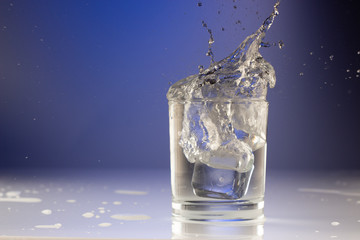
[172,200,264,221]
[172,216,264,239]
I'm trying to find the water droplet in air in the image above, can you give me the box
[329,55,334,61]
[346,69,350,72]
[357,51,360,55]
[198,65,204,73]
[278,40,284,49]
[208,37,214,45]
[261,42,271,48]
[201,20,215,63]
[357,69,360,73]
[299,72,304,76]
[310,52,313,55]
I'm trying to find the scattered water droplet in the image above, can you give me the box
[82,212,94,218]
[66,199,76,203]
[331,221,340,226]
[41,209,52,215]
[357,51,360,55]
[114,190,148,195]
[299,72,304,76]
[357,69,360,73]
[310,52,313,55]
[98,222,112,227]
[6,191,21,198]
[111,214,151,221]
[329,55,334,61]
[35,223,62,229]
[113,201,122,205]
[346,69,350,72]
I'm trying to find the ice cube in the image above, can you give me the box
[191,162,254,199]
[230,101,268,150]
[200,140,254,172]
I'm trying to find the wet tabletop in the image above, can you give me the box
[0,169,359,239]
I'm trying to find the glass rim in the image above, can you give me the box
[168,99,269,104]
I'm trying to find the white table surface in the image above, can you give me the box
[0,169,359,239]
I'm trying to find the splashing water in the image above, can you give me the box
[167,2,280,199]
[167,2,279,101]
[201,20,216,65]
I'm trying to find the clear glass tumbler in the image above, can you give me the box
[168,99,268,221]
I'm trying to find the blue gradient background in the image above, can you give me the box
[0,0,359,170]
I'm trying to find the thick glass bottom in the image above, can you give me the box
[172,200,264,221]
